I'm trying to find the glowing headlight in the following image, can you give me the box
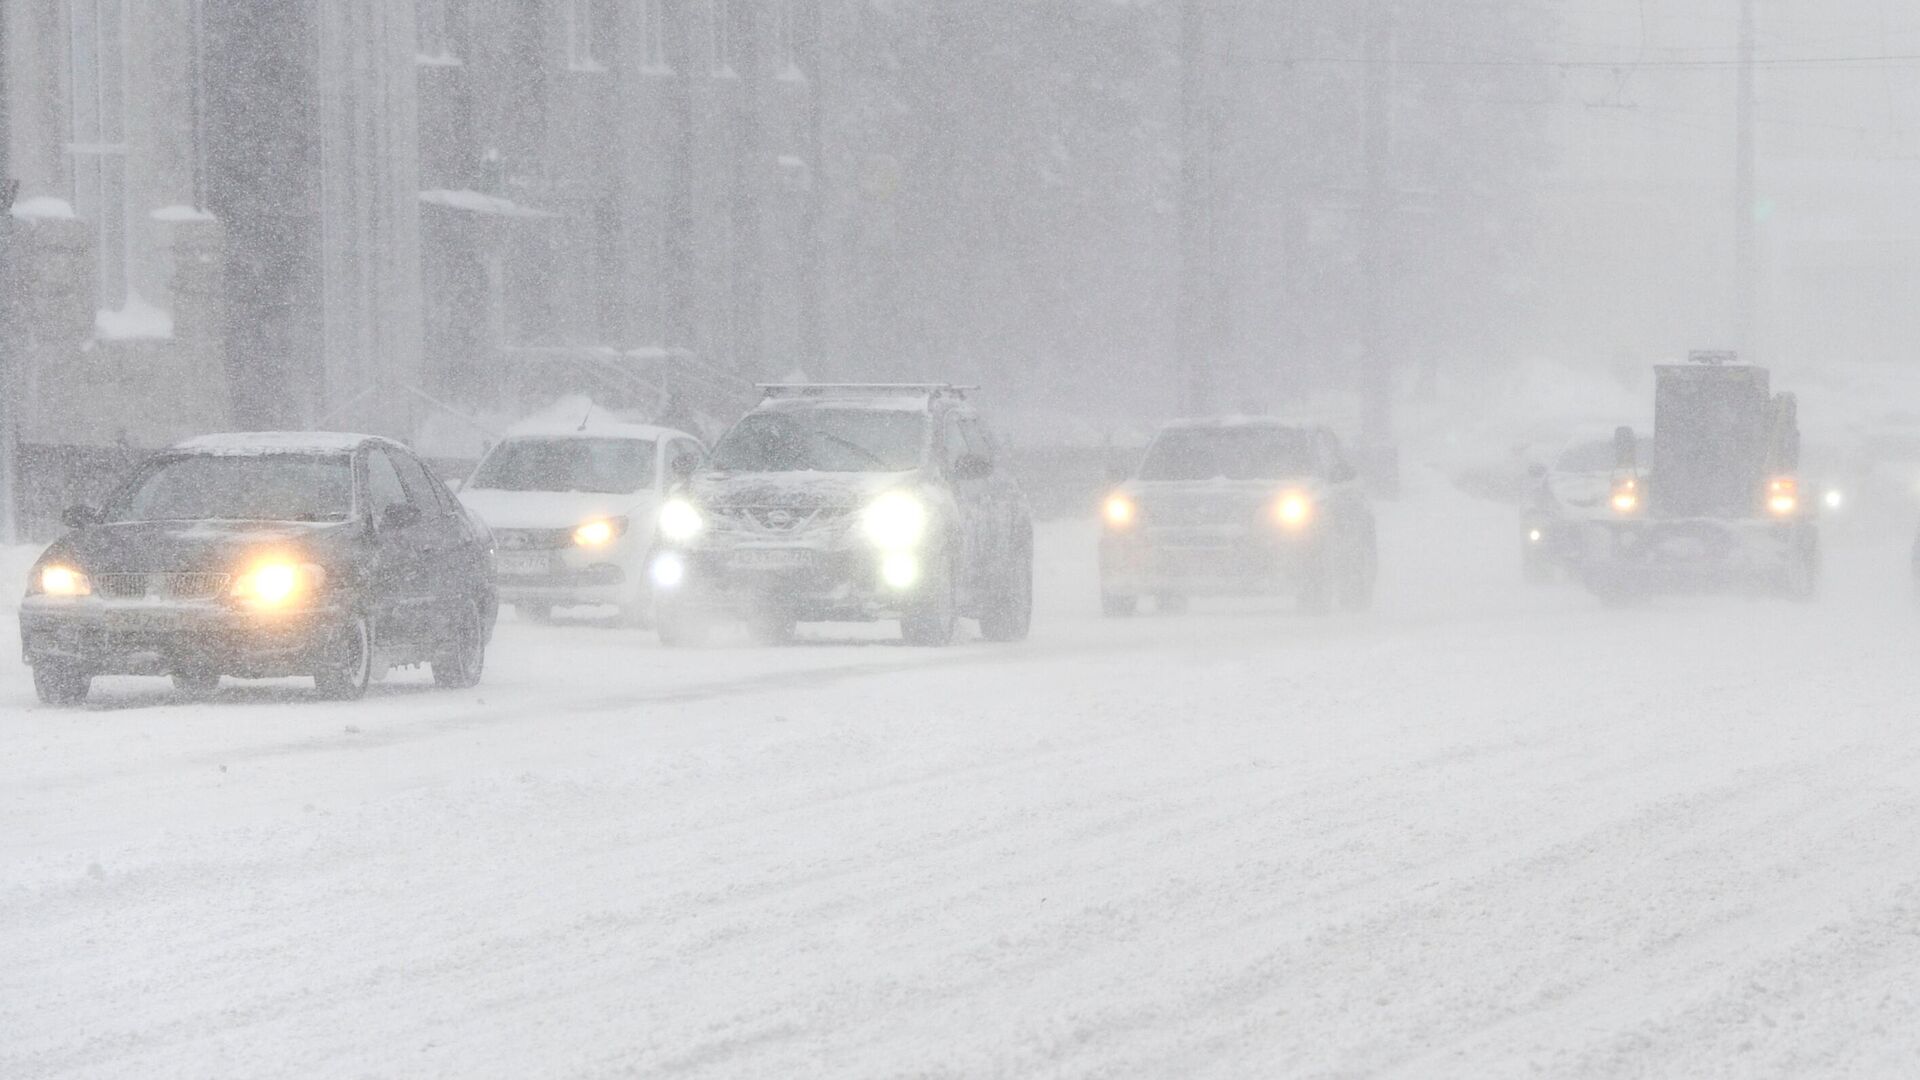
[650,552,687,590]
[1611,478,1640,515]
[658,498,705,543]
[1272,490,1314,529]
[231,561,323,608]
[880,552,922,590]
[1527,528,1543,544]
[573,517,627,548]
[1766,477,1798,517]
[37,565,91,597]
[1823,488,1844,511]
[862,491,929,550]
[1103,494,1137,530]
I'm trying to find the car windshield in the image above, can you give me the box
[1138,427,1318,482]
[710,409,929,472]
[468,437,657,494]
[104,453,354,523]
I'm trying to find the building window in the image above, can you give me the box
[773,1,801,79]
[67,0,130,314]
[639,0,671,71]
[567,0,604,72]
[709,0,735,76]
[417,0,461,66]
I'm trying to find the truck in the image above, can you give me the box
[1580,351,1819,603]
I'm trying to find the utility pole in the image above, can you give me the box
[1178,0,1212,416]
[1357,0,1398,495]
[0,4,21,544]
[1733,0,1758,358]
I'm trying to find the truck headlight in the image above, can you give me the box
[1271,490,1313,530]
[35,565,91,597]
[573,517,628,548]
[658,498,704,543]
[1766,477,1798,517]
[231,560,324,609]
[862,491,928,550]
[1103,494,1138,530]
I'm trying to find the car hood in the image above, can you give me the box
[1549,471,1614,511]
[686,470,913,510]
[458,489,653,529]
[58,519,357,574]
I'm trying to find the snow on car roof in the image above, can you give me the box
[1161,415,1320,432]
[754,395,936,415]
[172,431,381,455]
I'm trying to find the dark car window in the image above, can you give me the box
[103,453,354,523]
[941,416,971,472]
[366,450,410,515]
[468,437,657,494]
[711,409,928,473]
[1138,427,1317,482]
[960,418,998,464]
[388,449,450,517]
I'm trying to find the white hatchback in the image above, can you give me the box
[459,422,705,624]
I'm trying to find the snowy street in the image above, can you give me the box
[6,478,1920,1079]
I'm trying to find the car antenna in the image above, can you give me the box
[577,402,593,432]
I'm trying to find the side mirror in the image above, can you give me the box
[62,505,101,529]
[669,452,700,482]
[1613,426,1639,470]
[379,504,423,531]
[953,454,994,480]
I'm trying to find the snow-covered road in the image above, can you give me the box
[6,476,1920,1078]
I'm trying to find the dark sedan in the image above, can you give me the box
[19,432,497,705]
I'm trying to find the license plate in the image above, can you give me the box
[495,552,551,577]
[731,548,812,571]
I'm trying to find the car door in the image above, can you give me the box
[389,446,474,637]
[363,447,435,651]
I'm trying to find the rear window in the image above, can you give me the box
[105,454,354,523]
[1139,427,1317,482]
[469,438,657,494]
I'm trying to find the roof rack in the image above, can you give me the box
[757,383,977,399]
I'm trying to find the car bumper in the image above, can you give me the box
[20,598,351,678]
[1100,530,1318,596]
[657,545,935,621]
[1577,518,1811,592]
[493,562,634,608]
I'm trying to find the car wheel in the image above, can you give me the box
[980,546,1034,643]
[902,555,958,646]
[432,600,487,689]
[1338,529,1378,613]
[656,599,711,648]
[315,614,374,701]
[172,670,221,700]
[33,663,92,707]
[1101,592,1138,618]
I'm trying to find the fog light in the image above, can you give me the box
[881,552,921,590]
[1823,488,1844,511]
[1527,528,1543,543]
[650,552,687,590]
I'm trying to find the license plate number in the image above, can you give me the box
[495,552,551,577]
[732,548,811,571]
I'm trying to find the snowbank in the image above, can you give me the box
[94,295,175,342]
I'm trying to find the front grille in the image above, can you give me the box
[93,572,232,601]
[713,505,850,534]
[494,527,576,551]
[1140,495,1255,528]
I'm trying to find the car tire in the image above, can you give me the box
[432,600,487,689]
[172,670,221,700]
[656,600,711,648]
[980,546,1034,643]
[1101,592,1138,618]
[902,555,958,647]
[315,614,374,701]
[33,663,92,707]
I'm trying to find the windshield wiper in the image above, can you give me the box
[808,430,893,470]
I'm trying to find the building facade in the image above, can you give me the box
[3,0,824,533]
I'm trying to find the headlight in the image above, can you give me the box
[1527,528,1544,544]
[862,491,929,550]
[1823,488,1844,511]
[35,565,91,597]
[1271,490,1313,529]
[658,498,704,543]
[1766,477,1798,517]
[1103,494,1137,530]
[230,561,324,609]
[1611,477,1640,515]
[573,517,628,548]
